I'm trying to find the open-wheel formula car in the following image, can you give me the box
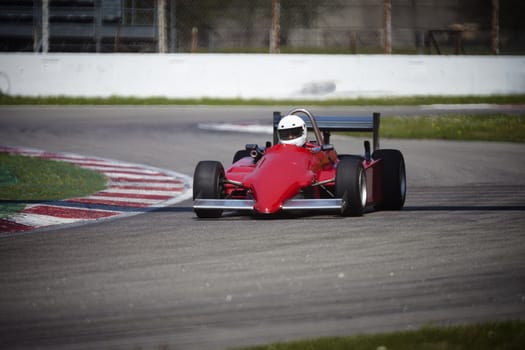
[193,108,406,218]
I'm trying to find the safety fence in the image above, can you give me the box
[0,0,523,54]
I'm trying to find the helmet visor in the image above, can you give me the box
[279,126,303,141]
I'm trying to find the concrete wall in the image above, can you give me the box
[0,53,524,99]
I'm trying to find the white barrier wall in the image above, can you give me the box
[0,53,524,99]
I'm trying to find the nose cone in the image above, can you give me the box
[245,144,314,214]
[254,196,283,214]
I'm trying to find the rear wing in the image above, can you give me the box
[273,110,380,152]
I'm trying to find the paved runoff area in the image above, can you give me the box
[0,146,192,234]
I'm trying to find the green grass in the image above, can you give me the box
[0,153,107,217]
[235,321,525,350]
[346,114,525,143]
[1,94,525,106]
[0,202,25,219]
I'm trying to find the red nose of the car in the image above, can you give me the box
[244,144,314,214]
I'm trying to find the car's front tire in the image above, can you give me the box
[193,161,225,218]
[336,157,367,217]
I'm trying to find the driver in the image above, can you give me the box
[277,114,307,147]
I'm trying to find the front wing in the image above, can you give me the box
[193,198,343,212]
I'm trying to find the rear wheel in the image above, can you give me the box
[336,157,367,217]
[372,149,406,210]
[232,149,250,163]
[193,161,225,218]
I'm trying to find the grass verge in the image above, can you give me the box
[1,94,523,142]
[348,114,525,142]
[235,320,525,350]
[0,153,107,217]
[1,94,525,106]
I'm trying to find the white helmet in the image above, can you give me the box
[278,114,307,146]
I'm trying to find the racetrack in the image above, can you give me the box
[1,106,524,350]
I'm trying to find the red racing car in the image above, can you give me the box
[193,108,406,218]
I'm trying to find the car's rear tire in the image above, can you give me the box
[232,149,250,163]
[338,154,364,161]
[193,161,225,218]
[372,149,406,210]
[336,157,367,217]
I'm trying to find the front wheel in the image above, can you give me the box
[193,161,225,218]
[372,149,406,210]
[335,157,367,217]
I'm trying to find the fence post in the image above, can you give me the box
[33,0,41,52]
[191,27,198,52]
[270,0,280,53]
[492,0,499,55]
[158,0,168,53]
[170,0,177,52]
[383,0,391,54]
[350,31,357,54]
[42,0,49,53]
[94,0,102,52]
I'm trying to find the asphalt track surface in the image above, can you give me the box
[0,106,524,350]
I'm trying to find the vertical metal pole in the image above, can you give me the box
[131,0,136,24]
[350,31,357,54]
[158,0,167,53]
[95,0,102,52]
[33,0,42,52]
[273,111,281,145]
[270,0,280,53]
[170,0,177,52]
[373,112,380,152]
[492,0,499,55]
[114,21,121,52]
[42,0,49,53]
[191,27,198,52]
[383,0,391,54]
